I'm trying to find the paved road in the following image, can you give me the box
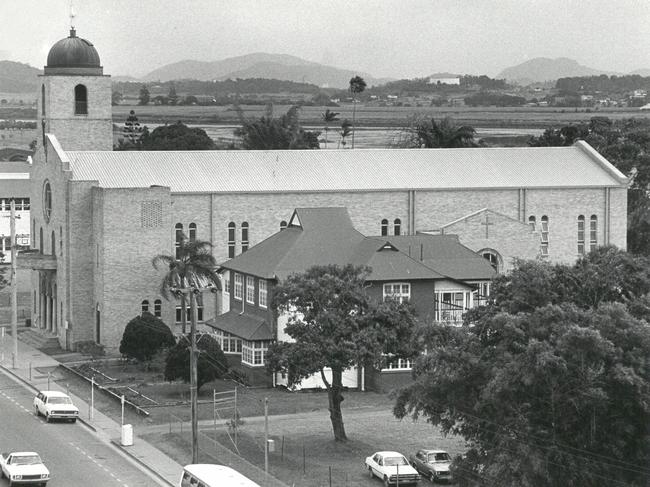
[0,370,168,487]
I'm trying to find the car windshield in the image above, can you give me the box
[428,453,451,462]
[48,396,72,405]
[385,456,408,466]
[12,455,42,465]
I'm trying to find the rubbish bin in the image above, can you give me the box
[121,424,133,446]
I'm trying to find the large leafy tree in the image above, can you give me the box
[140,121,215,150]
[164,333,228,391]
[152,237,221,334]
[119,312,175,362]
[235,105,320,149]
[266,264,418,441]
[395,251,650,487]
[348,76,366,149]
[138,84,150,106]
[397,116,478,148]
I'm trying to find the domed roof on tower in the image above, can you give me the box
[44,28,103,75]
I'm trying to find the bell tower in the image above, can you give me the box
[38,22,112,151]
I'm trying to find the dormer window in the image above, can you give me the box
[74,84,88,115]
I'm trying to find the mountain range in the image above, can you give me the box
[0,54,648,93]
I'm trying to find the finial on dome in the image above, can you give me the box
[69,0,76,33]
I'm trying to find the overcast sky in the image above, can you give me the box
[1,0,649,79]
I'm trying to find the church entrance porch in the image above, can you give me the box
[17,251,58,336]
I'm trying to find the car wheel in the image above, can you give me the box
[34,405,40,416]
[368,467,374,479]
[45,412,51,423]
[71,418,77,423]
[383,476,390,487]
[430,472,437,483]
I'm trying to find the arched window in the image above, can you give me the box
[43,181,52,222]
[280,220,287,231]
[577,215,585,254]
[74,84,88,115]
[241,222,249,252]
[381,219,388,236]
[174,223,183,259]
[41,84,46,117]
[51,231,55,256]
[541,216,549,256]
[480,249,502,273]
[394,218,401,236]
[154,299,162,317]
[589,215,598,251]
[141,300,150,314]
[528,215,536,231]
[228,222,236,258]
[188,222,196,242]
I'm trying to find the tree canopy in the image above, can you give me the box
[396,116,479,148]
[140,121,216,150]
[164,333,229,391]
[234,105,320,149]
[266,264,418,441]
[394,249,650,487]
[119,312,175,362]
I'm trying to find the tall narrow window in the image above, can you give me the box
[154,299,162,317]
[528,215,536,231]
[234,273,243,301]
[51,231,55,256]
[246,276,255,304]
[141,300,150,314]
[174,223,183,259]
[41,84,46,117]
[541,215,549,255]
[381,219,388,236]
[394,218,401,236]
[577,215,585,254]
[241,222,249,252]
[74,84,88,115]
[228,222,236,258]
[259,280,267,308]
[280,220,287,231]
[589,215,598,251]
[39,227,43,254]
[188,222,196,242]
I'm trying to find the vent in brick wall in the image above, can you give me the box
[141,200,163,228]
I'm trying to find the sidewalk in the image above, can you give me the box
[0,333,182,487]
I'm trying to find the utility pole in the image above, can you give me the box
[189,290,199,463]
[10,198,17,365]
[264,397,269,474]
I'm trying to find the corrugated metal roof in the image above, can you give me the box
[65,142,627,193]
[206,311,273,340]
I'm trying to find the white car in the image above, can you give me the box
[33,390,79,423]
[365,451,420,486]
[0,451,50,486]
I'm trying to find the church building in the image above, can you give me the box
[20,28,629,351]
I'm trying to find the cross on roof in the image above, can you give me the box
[481,212,494,239]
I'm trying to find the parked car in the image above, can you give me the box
[365,451,420,486]
[33,390,79,423]
[409,449,452,483]
[0,451,50,486]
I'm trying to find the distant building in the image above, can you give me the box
[0,159,31,261]
[427,76,460,85]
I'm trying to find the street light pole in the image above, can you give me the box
[10,198,18,365]
[189,290,199,464]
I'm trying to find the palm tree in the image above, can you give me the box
[321,109,339,148]
[338,119,352,148]
[152,235,220,464]
[152,236,220,334]
[400,116,478,148]
[348,76,366,149]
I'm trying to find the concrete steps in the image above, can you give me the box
[17,328,65,354]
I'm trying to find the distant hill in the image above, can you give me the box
[497,57,619,85]
[0,61,41,93]
[631,68,650,77]
[142,52,390,88]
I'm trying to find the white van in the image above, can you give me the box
[179,464,261,487]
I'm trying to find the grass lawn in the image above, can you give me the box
[54,361,466,486]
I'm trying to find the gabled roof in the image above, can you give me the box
[381,234,497,280]
[63,140,628,193]
[220,207,492,283]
